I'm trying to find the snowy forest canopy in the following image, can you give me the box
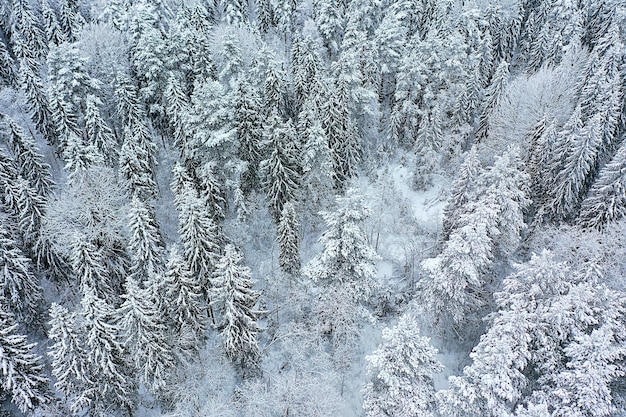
[0,0,626,416]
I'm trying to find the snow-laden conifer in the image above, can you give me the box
[363,314,443,417]
[164,245,206,357]
[0,305,49,412]
[210,244,261,371]
[119,276,175,391]
[277,201,300,276]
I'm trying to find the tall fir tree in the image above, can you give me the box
[210,244,261,371]
[47,303,93,414]
[260,113,301,220]
[0,219,42,320]
[363,314,443,417]
[0,305,50,413]
[277,201,301,276]
[119,276,175,391]
[127,195,165,279]
[164,245,206,358]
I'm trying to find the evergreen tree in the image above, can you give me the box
[277,201,300,276]
[40,0,65,46]
[70,235,113,301]
[256,0,275,33]
[196,161,227,223]
[164,72,191,150]
[58,0,85,42]
[81,285,134,412]
[578,140,626,229]
[363,314,443,417]
[175,183,221,297]
[127,195,165,278]
[48,303,93,414]
[439,251,626,417]
[476,60,509,141]
[222,0,249,26]
[413,103,443,190]
[19,58,56,147]
[119,123,158,200]
[0,38,16,86]
[298,100,334,217]
[0,220,42,320]
[4,117,54,196]
[303,191,378,299]
[322,79,360,189]
[1,174,46,247]
[10,0,47,60]
[421,151,529,332]
[210,244,261,371]
[119,276,175,391]
[441,148,483,242]
[0,305,50,413]
[84,94,118,167]
[314,0,344,58]
[234,80,264,193]
[129,3,168,125]
[260,114,300,221]
[164,245,206,357]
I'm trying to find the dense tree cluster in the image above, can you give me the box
[0,0,624,416]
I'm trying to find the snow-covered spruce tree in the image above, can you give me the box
[0,168,46,247]
[363,314,443,417]
[263,55,290,118]
[210,244,261,372]
[70,234,113,301]
[480,151,531,258]
[119,123,158,200]
[0,219,42,320]
[420,150,529,333]
[4,117,54,197]
[277,200,300,276]
[441,147,483,242]
[19,58,57,147]
[413,103,443,191]
[128,2,168,126]
[291,36,324,108]
[9,0,47,60]
[476,60,509,141]
[438,251,626,417]
[0,38,16,86]
[81,285,134,413]
[525,115,558,208]
[164,245,206,358]
[323,76,361,190]
[183,79,236,167]
[298,99,334,220]
[58,0,85,42]
[578,139,626,230]
[222,0,249,26]
[234,79,264,193]
[47,303,93,414]
[175,182,222,299]
[304,191,378,362]
[196,161,227,223]
[84,94,118,167]
[127,195,165,279]
[304,190,378,299]
[119,276,175,392]
[164,72,191,150]
[0,305,50,413]
[420,201,498,332]
[314,0,345,58]
[260,113,301,221]
[40,0,65,46]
